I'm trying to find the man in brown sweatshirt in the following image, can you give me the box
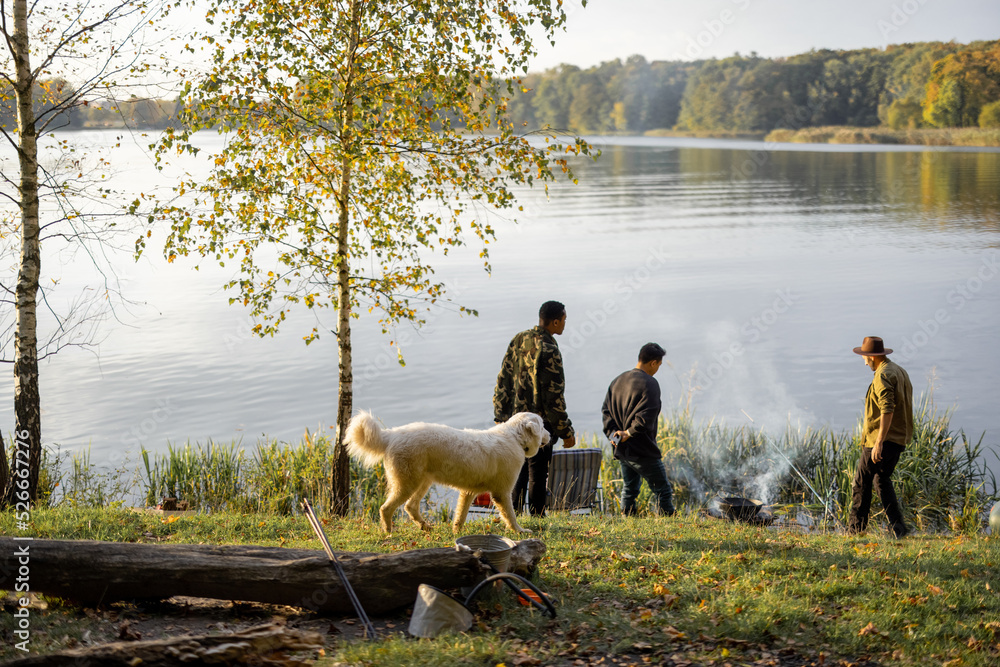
[848,336,913,538]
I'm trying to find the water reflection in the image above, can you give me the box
[561,145,1000,239]
[2,135,997,471]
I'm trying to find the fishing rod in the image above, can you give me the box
[740,409,841,528]
[302,499,377,639]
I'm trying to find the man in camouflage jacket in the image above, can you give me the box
[494,300,576,516]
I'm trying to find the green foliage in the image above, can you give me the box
[878,41,960,124]
[141,441,244,512]
[979,100,1000,128]
[148,0,592,341]
[505,40,997,135]
[887,99,924,129]
[926,77,966,128]
[139,433,385,515]
[57,447,135,508]
[924,43,1000,128]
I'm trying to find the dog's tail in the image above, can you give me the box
[345,411,388,468]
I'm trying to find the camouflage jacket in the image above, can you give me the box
[493,326,574,440]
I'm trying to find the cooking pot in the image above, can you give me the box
[719,496,763,521]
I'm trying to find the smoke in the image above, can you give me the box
[664,413,813,508]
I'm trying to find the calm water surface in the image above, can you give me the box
[4,133,999,471]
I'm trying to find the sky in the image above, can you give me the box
[528,0,1000,71]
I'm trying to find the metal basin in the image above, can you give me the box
[719,496,763,521]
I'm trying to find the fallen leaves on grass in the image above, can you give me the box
[118,621,141,641]
[928,584,945,595]
[858,622,882,637]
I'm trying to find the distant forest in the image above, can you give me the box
[3,39,999,133]
[508,39,1000,133]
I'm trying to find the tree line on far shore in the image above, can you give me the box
[3,39,997,135]
[0,81,179,130]
[510,39,1000,134]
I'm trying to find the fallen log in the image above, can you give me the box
[0,622,323,667]
[0,537,484,615]
[0,537,546,615]
[507,538,546,577]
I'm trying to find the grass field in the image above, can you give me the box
[3,392,996,665]
[2,507,998,666]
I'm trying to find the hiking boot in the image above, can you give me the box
[891,523,910,539]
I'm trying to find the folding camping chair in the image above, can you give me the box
[546,448,604,514]
[466,492,497,520]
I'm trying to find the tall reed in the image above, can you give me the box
[139,431,387,516]
[646,390,996,532]
[24,389,997,534]
[141,441,243,511]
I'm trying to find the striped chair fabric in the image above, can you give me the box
[546,448,603,512]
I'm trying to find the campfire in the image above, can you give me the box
[706,495,775,525]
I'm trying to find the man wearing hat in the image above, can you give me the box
[849,336,913,538]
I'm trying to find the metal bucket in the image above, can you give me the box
[455,534,516,573]
[990,501,1000,535]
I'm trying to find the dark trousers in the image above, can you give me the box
[512,438,555,516]
[620,457,675,516]
[848,441,907,534]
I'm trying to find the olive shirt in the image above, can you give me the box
[862,358,913,448]
[493,326,574,440]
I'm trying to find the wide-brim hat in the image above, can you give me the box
[853,336,892,356]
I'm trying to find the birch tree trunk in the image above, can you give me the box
[331,0,363,516]
[7,0,43,505]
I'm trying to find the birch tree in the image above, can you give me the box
[149,0,591,514]
[0,0,171,504]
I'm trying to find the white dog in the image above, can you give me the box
[345,411,549,534]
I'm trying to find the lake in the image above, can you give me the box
[3,132,999,473]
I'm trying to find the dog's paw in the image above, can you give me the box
[517,527,533,534]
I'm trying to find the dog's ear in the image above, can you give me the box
[522,415,544,441]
